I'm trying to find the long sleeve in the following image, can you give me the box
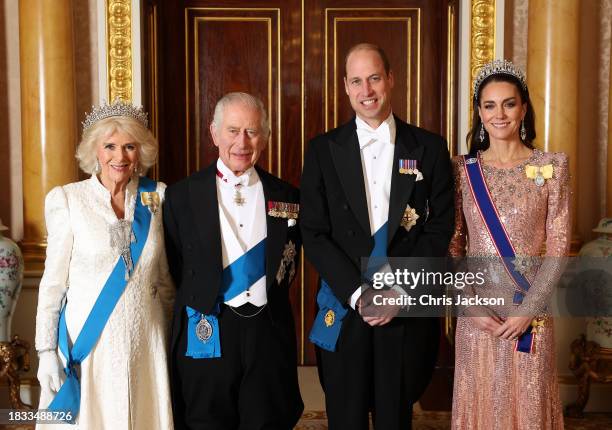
[35,186,73,351]
[514,153,571,315]
[162,186,183,290]
[449,156,467,258]
[300,141,363,304]
[154,185,176,327]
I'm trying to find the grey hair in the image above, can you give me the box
[211,92,270,139]
[76,116,158,175]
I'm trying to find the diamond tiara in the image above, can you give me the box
[82,99,149,132]
[473,59,527,100]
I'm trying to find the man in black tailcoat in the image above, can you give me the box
[300,43,454,430]
[164,92,303,430]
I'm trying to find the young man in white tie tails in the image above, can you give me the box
[301,44,454,430]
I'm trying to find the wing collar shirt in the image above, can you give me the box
[348,113,396,308]
[216,158,267,307]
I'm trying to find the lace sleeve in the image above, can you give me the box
[513,153,571,316]
[35,186,73,351]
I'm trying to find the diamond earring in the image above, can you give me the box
[94,159,101,173]
[520,120,527,141]
[479,123,485,143]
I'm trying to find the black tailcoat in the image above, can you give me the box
[300,116,454,429]
[163,163,303,429]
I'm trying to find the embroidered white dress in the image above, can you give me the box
[35,175,174,430]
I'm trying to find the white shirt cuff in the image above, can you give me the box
[349,284,367,309]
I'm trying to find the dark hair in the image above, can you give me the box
[344,43,391,76]
[467,74,536,155]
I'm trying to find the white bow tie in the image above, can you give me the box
[356,124,391,147]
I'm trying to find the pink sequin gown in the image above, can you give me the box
[449,150,570,430]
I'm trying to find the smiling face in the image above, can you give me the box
[478,80,527,144]
[210,101,267,175]
[96,131,139,187]
[344,48,394,128]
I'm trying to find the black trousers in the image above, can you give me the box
[173,304,303,430]
[318,311,438,430]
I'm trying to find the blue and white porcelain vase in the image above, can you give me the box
[0,219,24,342]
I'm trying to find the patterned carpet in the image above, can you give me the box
[2,411,611,429]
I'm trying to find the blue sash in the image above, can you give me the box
[48,177,157,421]
[185,238,266,359]
[309,223,388,352]
[463,156,535,353]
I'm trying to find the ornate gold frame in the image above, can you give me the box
[184,8,281,177]
[106,0,133,101]
[469,0,496,119]
[323,8,421,131]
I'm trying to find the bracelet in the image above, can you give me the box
[36,348,56,356]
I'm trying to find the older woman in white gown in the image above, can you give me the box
[35,100,174,429]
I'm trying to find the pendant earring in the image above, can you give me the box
[94,159,101,173]
[520,120,527,141]
[479,123,485,143]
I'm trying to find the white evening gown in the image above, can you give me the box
[35,175,174,429]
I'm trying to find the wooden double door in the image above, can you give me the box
[145,0,456,398]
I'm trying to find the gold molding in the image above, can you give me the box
[333,17,412,128]
[446,1,456,156]
[300,0,305,365]
[106,0,133,101]
[469,0,496,120]
[324,8,421,130]
[147,4,160,180]
[185,8,281,176]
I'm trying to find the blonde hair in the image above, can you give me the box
[76,116,158,175]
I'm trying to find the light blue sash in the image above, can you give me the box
[185,238,266,359]
[309,223,388,352]
[463,156,534,353]
[48,177,157,421]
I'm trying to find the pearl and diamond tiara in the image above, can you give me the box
[473,59,527,100]
[82,98,149,132]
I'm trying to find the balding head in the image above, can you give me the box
[344,43,391,77]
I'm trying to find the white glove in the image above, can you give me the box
[37,351,64,394]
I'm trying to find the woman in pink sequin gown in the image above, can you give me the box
[449,60,570,429]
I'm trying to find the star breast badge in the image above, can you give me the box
[400,205,420,231]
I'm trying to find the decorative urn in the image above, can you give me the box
[0,219,24,342]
